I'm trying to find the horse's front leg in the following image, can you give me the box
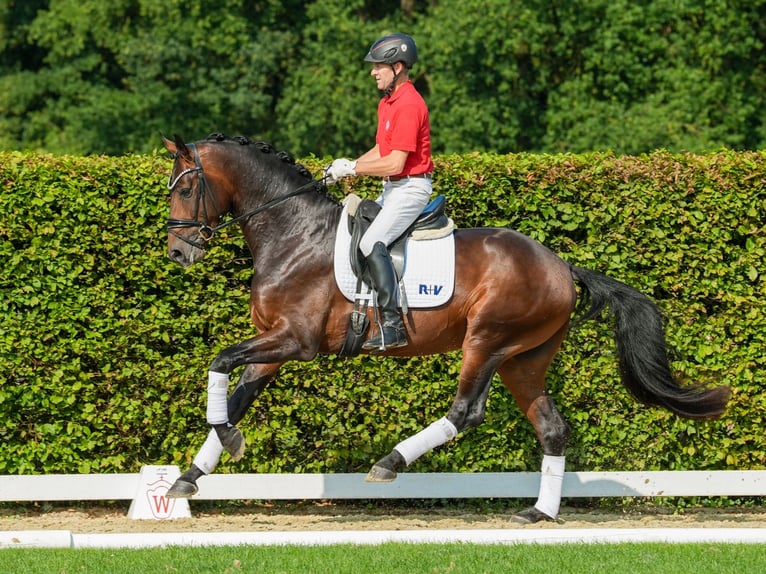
[205,333,317,459]
[167,362,280,498]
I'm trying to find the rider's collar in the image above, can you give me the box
[383,79,412,101]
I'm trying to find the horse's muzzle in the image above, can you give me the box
[167,243,204,268]
[168,247,192,268]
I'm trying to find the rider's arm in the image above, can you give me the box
[356,144,381,164]
[355,149,408,177]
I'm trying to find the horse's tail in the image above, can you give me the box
[570,265,730,420]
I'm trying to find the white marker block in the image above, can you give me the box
[127,465,191,520]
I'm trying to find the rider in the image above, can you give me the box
[325,32,434,352]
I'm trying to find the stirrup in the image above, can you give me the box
[362,321,407,352]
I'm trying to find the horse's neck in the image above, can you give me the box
[238,188,341,268]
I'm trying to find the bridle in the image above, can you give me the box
[166,143,321,250]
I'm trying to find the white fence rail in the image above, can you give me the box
[1,470,765,502]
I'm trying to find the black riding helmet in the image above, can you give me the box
[363,33,418,69]
[364,33,418,96]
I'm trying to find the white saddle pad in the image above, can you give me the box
[333,202,455,308]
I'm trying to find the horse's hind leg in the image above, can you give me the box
[366,350,498,482]
[167,363,280,498]
[497,333,571,524]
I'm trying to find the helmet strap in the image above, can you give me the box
[384,63,404,97]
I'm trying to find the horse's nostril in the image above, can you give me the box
[169,249,185,264]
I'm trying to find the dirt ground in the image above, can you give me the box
[2,503,765,534]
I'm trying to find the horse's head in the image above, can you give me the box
[164,132,335,269]
[163,134,233,267]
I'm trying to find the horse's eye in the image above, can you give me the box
[178,187,193,199]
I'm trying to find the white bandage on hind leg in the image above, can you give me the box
[393,417,458,466]
[534,454,565,519]
[192,429,224,475]
[206,371,230,425]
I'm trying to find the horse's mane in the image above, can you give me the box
[203,132,338,206]
[204,132,312,181]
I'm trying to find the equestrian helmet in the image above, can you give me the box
[364,33,418,68]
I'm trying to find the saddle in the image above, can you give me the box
[339,194,453,357]
[346,194,451,285]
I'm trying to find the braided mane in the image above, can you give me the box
[202,132,340,207]
[204,132,315,181]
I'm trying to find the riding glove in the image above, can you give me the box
[324,158,357,185]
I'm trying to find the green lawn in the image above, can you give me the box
[1,543,764,574]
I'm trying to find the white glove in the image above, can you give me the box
[324,158,357,185]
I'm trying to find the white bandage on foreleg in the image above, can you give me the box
[393,417,458,466]
[192,429,224,475]
[534,454,565,519]
[206,371,230,425]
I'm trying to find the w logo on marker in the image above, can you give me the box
[128,465,191,520]
[418,284,444,296]
[145,478,176,519]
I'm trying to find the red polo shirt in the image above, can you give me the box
[375,81,434,177]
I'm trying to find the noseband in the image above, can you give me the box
[166,143,320,250]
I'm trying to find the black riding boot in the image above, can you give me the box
[362,241,408,351]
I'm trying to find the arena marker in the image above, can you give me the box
[127,465,191,520]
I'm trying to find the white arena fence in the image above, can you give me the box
[3,470,766,548]
[1,469,765,502]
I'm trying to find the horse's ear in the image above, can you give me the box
[161,134,176,155]
[174,134,193,161]
[162,133,192,160]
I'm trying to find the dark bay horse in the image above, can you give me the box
[161,133,729,523]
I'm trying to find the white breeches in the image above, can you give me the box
[359,177,432,257]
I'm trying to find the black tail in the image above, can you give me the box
[570,265,730,420]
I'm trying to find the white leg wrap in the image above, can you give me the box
[534,454,565,519]
[206,371,230,425]
[393,417,458,466]
[192,429,224,475]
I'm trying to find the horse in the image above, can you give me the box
[161,132,730,524]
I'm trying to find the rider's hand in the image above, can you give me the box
[324,158,357,185]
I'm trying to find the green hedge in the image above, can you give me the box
[0,149,763,480]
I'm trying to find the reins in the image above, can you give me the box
[166,143,321,249]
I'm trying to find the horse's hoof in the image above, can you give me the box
[166,479,198,499]
[366,450,405,482]
[225,428,246,461]
[365,464,397,482]
[511,506,556,525]
[216,425,246,461]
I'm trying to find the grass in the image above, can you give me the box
[1,543,764,574]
